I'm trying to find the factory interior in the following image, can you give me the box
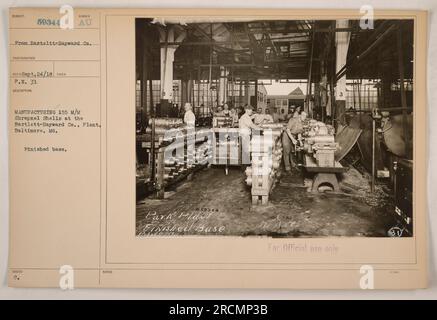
[135,18,414,238]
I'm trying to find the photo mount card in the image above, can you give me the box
[8,8,428,289]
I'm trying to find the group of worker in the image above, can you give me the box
[182,102,307,172]
[236,104,307,172]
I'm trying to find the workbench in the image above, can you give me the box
[304,154,346,192]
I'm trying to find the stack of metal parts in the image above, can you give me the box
[137,118,184,192]
[159,134,211,185]
[145,118,184,144]
[194,142,212,165]
[302,120,338,167]
[163,156,185,180]
[137,117,211,197]
[245,124,283,205]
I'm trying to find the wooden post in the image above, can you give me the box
[142,47,148,118]
[245,78,250,105]
[231,68,234,107]
[181,74,188,107]
[329,21,336,126]
[156,150,165,198]
[239,81,243,107]
[352,80,356,109]
[368,85,371,109]
[197,67,201,108]
[371,117,376,192]
[254,80,258,108]
[208,24,213,110]
[149,68,156,182]
[306,28,315,114]
[358,79,362,128]
[334,19,350,127]
[219,66,226,105]
[188,71,193,104]
[397,22,412,159]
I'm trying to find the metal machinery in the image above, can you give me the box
[393,159,413,236]
[136,117,211,198]
[300,120,346,192]
[302,120,338,167]
[245,123,283,204]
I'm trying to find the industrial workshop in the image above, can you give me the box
[135,18,414,238]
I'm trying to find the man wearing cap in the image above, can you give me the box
[282,111,307,172]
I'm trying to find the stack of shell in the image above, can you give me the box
[245,125,284,204]
[145,117,185,144]
[162,139,211,182]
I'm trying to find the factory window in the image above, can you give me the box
[144,80,182,107]
[345,82,378,111]
[192,81,219,109]
[391,80,413,91]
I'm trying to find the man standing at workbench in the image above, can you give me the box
[239,105,261,165]
[183,102,196,166]
[239,105,261,132]
[282,111,307,172]
[183,102,196,128]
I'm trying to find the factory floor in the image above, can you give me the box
[136,166,397,237]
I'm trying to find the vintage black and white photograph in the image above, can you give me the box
[135,18,414,238]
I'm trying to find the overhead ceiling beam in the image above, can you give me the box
[265,21,279,58]
[232,27,363,34]
[335,22,398,80]
[243,22,264,61]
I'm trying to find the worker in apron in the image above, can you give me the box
[239,105,261,165]
[183,102,196,128]
[282,111,306,172]
[183,103,196,166]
